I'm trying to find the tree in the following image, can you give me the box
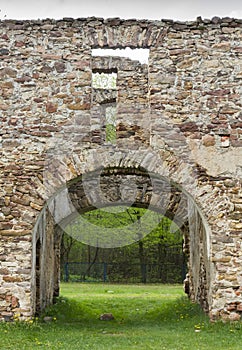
[61,207,184,282]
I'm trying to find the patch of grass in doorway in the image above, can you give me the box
[0,283,241,350]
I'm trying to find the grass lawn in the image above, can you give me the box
[0,283,241,350]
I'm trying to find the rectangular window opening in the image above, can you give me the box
[92,71,117,90]
[91,70,117,144]
[91,47,150,145]
[105,105,116,144]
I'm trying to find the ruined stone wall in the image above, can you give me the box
[31,207,58,315]
[0,17,241,321]
[186,201,212,312]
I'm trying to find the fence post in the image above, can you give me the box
[64,262,69,282]
[103,262,107,282]
[141,264,147,284]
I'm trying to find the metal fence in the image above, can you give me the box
[63,246,186,284]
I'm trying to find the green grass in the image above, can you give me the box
[0,283,241,350]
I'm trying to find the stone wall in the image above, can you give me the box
[31,206,60,315]
[0,16,241,321]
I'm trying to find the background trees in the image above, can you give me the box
[60,207,185,283]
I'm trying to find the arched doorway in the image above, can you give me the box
[31,166,212,316]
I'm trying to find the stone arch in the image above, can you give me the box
[31,159,212,315]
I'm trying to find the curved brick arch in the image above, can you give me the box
[0,16,241,322]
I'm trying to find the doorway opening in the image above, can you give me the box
[31,167,211,316]
[61,207,186,285]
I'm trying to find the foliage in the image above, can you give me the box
[92,72,117,89]
[62,208,182,259]
[105,106,116,143]
[0,284,241,350]
[106,123,116,143]
[61,208,184,282]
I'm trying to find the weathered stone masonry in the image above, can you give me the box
[0,16,241,321]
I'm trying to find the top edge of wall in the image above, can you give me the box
[1,16,242,27]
